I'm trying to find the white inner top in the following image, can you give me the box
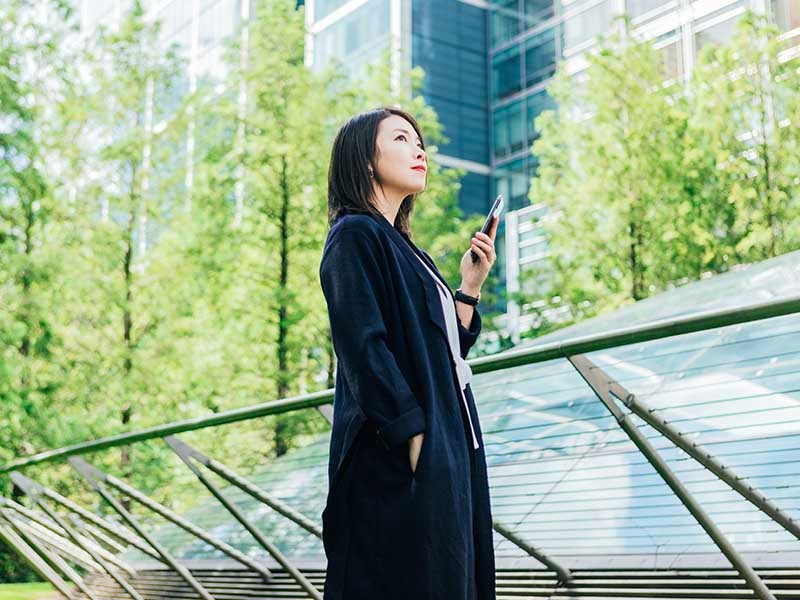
[411,252,480,450]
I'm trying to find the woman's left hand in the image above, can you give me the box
[459,215,499,293]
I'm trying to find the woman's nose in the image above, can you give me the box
[415,147,426,161]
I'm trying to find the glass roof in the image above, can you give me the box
[120,250,800,570]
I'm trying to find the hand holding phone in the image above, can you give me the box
[470,194,504,263]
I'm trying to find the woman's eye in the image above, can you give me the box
[396,134,423,149]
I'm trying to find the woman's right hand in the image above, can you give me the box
[408,432,424,473]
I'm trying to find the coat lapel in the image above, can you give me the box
[368,212,451,344]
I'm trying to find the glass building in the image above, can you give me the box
[306,0,493,218]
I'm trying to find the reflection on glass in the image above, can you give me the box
[492,43,523,100]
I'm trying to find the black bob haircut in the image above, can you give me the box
[327,106,425,238]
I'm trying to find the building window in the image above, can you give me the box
[492,0,522,46]
[492,43,523,100]
[524,28,557,88]
[315,0,355,21]
[495,158,530,210]
[657,38,683,82]
[694,15,738,49]
[493,100,525,158]
[563,0,614,50]
[771,0,800,30]
[626,0,676,19]
[523,0,555,28]
[313,0,390,70]
[526,90,555,145]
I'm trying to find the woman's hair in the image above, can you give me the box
[327,106,425,238]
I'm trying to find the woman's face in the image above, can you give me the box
[372,114,427,197]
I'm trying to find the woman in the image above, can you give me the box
[318,107,498,600]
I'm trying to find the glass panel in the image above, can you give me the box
[694,16,738,50]
[771,0,800,30]
[494,158,529,210]
[626,0,675,18]
[198,0,240,56]
[313,0,390,72]
[493,100,525,158]
[526,89,555,145]
[314,0,354,21]
[563,0,613,49]
[492,0,521,46]
[658,39,683,81]
[524,0,555,28]
[492,43,523,100]
[524,29,557,87]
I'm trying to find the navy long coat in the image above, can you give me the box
[318,209,496,600]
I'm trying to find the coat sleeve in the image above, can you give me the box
[457,305,482,359]
[320,227,425,450]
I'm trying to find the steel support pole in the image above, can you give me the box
[68,457,216,600]
[10,472,145,600]
[492,520,571,582]
[77,457,272,580]
[0,515,74,600]
[81,520,127,554]
[1,497,134,575]
[165,437,320,538]
[165,436,322,600]
[613,383,800,541]
[569,354,777,600]
[37,486,162,562]
[17,525,97,574]
[3,512,99,600]
[68,515,138,576]
[4,512,101,573]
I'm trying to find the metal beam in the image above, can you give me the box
[80,520,128,554]
[569,354,777,600]
[3,510,102,573]
[0,497,134,575]
[68,515,137,576]
[613,383,800,542]
[34,486,162,562]
[492,519,571,583]
[0,515,74,600]
[165,436,322,600]
[77,457,272,580]
[2,511,99,600]
[68,457,216,600]
[183,444,321,539]
[10,471,146,600]
[1,294,798,474]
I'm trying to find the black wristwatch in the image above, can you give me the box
[455,288,480,306]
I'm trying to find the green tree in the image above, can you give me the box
[690,10,800,261]
[0,0,76,582]
[51,0,185,482]
[529,21,690,330]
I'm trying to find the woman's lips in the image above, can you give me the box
[412,166,427,172]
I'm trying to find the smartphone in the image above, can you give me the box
[471,194,504,263]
